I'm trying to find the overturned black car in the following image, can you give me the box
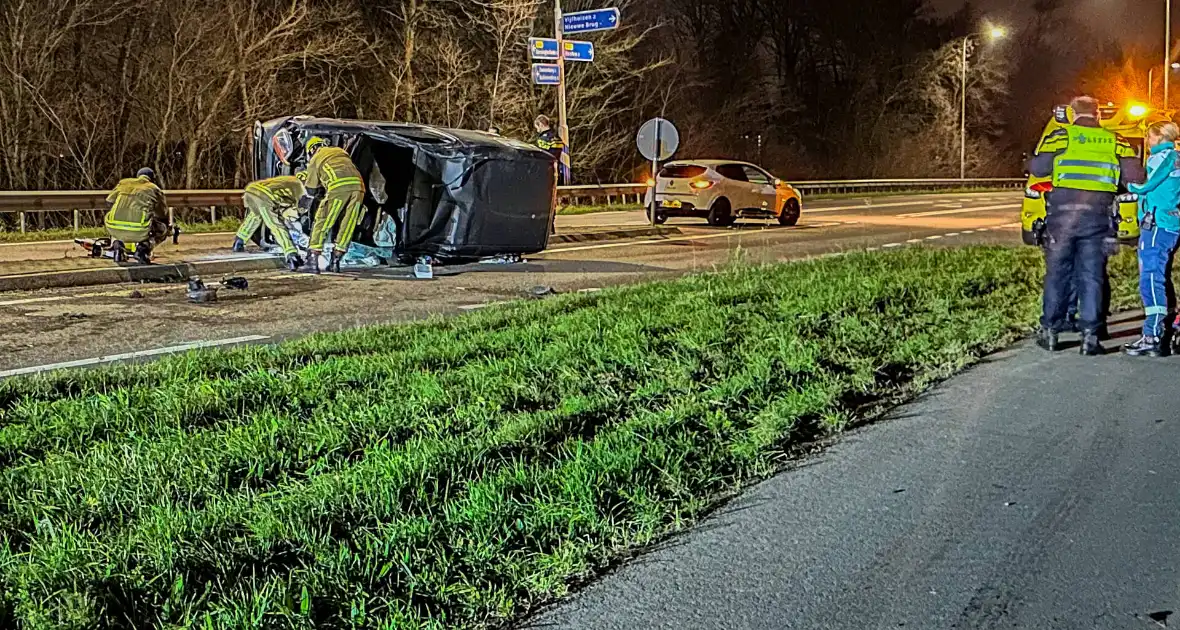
[253,116,558,263]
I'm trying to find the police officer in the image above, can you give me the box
[533,115,567,185]
[104,167,169,265]
[1027,95,1144,355]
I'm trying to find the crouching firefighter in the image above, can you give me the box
[302,136,365,274]
[231,171,308,271]
[1027,95,1144,355]
[104,167,169,264]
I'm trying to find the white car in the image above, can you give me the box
[644,160,803,226]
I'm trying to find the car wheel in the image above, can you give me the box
[708,198,733,227]
[778,198,801,226]
[646,206,668,225]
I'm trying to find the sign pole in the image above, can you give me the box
[555,0,571,184]
[650,122,661,226]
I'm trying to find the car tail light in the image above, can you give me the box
[691,180,714,190]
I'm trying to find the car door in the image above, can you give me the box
[715,164,755,210]
[741,165,778,213]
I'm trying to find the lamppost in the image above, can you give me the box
[959,25,1007,180]
[1167,0,1173,108]
[1148,62,1180,105]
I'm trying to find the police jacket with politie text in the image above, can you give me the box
[1027,116,1145,210]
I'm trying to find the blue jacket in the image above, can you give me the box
[1130,141,1180,232]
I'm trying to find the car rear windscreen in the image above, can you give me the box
[659,165,707,179]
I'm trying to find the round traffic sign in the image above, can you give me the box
[637,118,679,161]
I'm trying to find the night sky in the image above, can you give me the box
[929,0,1162,47]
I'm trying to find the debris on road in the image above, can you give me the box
[221,276,250,291]
[129,290,144,299]
[413,257,434,280]
[186,278,218,304]
[480,253,524,265]
[529,285,557,298]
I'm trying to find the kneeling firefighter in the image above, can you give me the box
[232,171,308,271]
[104,167,169,264]
[302,136,365,274]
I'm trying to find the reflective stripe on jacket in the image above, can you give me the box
[304,146,363,193]
[1050,125,1122,192]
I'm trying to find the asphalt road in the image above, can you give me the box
[529,324,1180,630]
[0,191,1023,373]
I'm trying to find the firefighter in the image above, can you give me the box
[1027,95,1145,355]
[231,172,307,271]
[104,167,169,265]
[302,136,365,274]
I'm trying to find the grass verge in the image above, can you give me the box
[0,246,1052,628]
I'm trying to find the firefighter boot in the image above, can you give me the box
[1124,336,1164,358]
[327,251,343,274]
[231,237,246,253]
[301,250,321,274]
[1080,331,1105,356]
[285,253,304,272]
[111,240,127,263]
[135,241,153,265]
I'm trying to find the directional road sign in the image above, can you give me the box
[530,37,560,60]
[562,40,594,62]
[532,63,561,85]
[562,7,620,35]
[530,38,594,62]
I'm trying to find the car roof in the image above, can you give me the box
[663,159,764,169]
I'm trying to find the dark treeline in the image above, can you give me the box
[0,0,1112,191]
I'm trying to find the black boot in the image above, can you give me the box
[1036,328,1060,352]
[1124,336,1163,358]
[285,253,304,272]
[327,251,342,274]
[135,241,153,265]
[111,240,126,263]
[301,250,321,274]
[231,237,246,253]
[1080,331,1105,356]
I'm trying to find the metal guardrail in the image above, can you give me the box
[0,179,1026,233]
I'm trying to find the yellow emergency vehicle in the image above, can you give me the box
[1021,103,1174,245]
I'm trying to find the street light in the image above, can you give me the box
[960,25,1007,179]
[1147,62,1180,106]
[1166,0,1173,108]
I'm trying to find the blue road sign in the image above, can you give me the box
[562,8,620,35]
[562,40,594,62]
[532,63,561,85]
[529,37,559,60]
[530,38,595,62]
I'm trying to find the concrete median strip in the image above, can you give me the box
[0,226,681,293]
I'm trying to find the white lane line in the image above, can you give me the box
[0,296,70,307]
[545,222,844,254]
[896,203,1019,218]
[961,230,976,234]
[925,235,943,240]
[0,335,270,379]
[883,243,902,248]
[906,239,923,244]
[944,232,961,237]
[806,200,965,213]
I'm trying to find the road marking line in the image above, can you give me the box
[544,223,843,254]
[883,243,902,248]
[0,335,271,379]
[926,235,943,240]
[0,296,70,307]
[944,232,961,237]
[961,230,976,234]
[807,200,962,213]
[906,239,923,244]
[896,203,1019,218]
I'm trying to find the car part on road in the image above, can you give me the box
[413,256,434,279]
[529,285,557,298]
[221,276,250,291]
[186,278,218,304]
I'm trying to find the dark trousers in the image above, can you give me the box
[1042,207,1110,333]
